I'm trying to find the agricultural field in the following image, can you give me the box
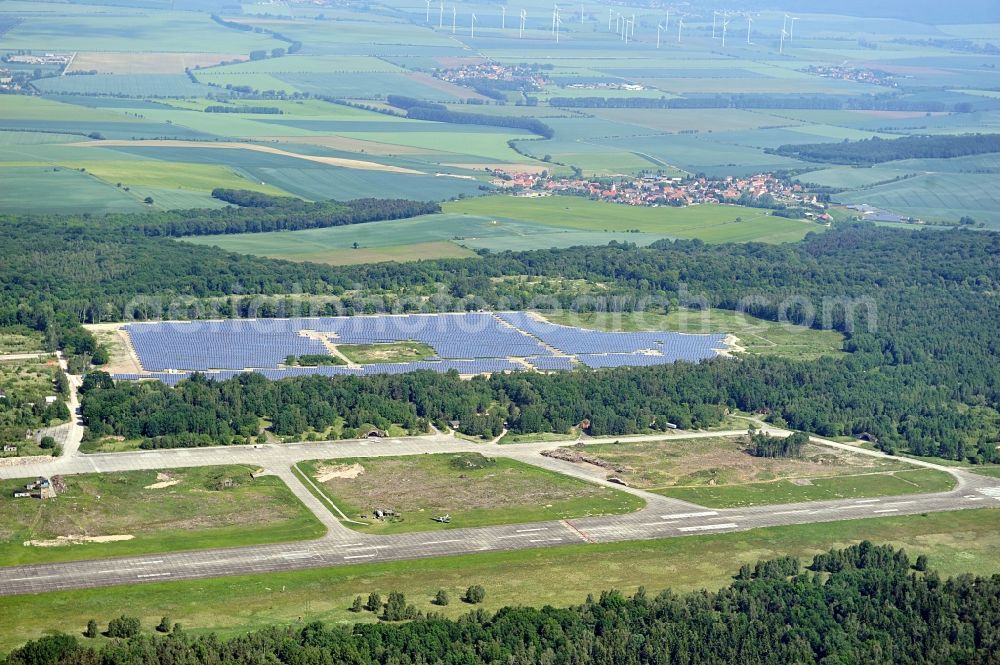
[297,453,643,533]
[572,436,955,507]
[443,196,824,243]
[541,308,846,361]
[2,509,998,654]
[0,466,325,566]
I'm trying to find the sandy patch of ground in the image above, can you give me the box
[67,52,245,74]
[145,472,181,489]
[68,140,424,174]
[715,334,747,358]
[316,462,365,482]
[25,534,134,547]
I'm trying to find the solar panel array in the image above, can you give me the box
[497,312,726,360]
[117,312,727,383]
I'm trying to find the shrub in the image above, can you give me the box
[463,585,485,604]
[106,615,140,638]
[433,589,449,606]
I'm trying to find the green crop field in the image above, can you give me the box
[444,196,823,242]
[0,466,325,566]
[837,173,1000,227]
[0,167,145,214]
[2,509,998,655]
[542,308,845,360]
[297,453,643,533]
[32,74,210,97]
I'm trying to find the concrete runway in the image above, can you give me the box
[2,426,998,597]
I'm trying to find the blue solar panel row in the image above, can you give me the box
[117,312,727,382]
[525,356,577,371]
[125,314,553,371]
[497,312,726,360]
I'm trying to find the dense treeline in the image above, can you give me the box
[204,105,282,114]
[6,544,999,665]
[772,133,1000,165]
[386,95,554,139]
[46,192,440,238]
[79,365,725,445]
[0,210,997,461]
[548,93,958,112]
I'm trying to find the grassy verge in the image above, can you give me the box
[0,466,326,566]
[297,453,643,533]
[1,509,997,655]
[498,431,579,445]
[337,342,435,364]
[656,469,956,508]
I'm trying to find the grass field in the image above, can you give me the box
[299,453,643,533]
[0,466,325,566]
[541,308,845,360]
[337,342,435,364]
[658,468,957,507]
[2,509,998,655]
[444,196,823,243]
[579,435,915,489]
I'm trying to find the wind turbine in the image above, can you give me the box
[721,11,731,48]
[501,5,506,29]
[425,0,430,23]
[779,24,788,54]
[553,5,562,42]
[664,10,670,35]
[746,13,753,44]
[789,16,799,41]
[630,13,635,39]
[677,16,684,43]
[451,5,456,34]
[471,12,477,38]
[656,21,664,48]
[520,8,526,37]
[438,0,443,28]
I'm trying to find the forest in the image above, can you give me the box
[4,543,998,664]
[771,133,1000,165]
[1,208,998,461]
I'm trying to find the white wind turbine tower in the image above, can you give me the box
[451,5,456,33]
[779,22,789,54]
[471,12,477,38]
[553,5,563,42]
[438,0,443,28]
[677,15,684,43]
[712,10,719,39]
[608,8,613,31]
[519,8,526,37]
[789,15,799,41]
[656,21,665,48]
[721,11,731,48]
[630,14,636,39]
[746,13,753,44]
[664,10,670,35]
[425,0,431,23]
[501,5,506,30]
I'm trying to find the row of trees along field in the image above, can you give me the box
[5,544,999,664]
[771,133,1000,165]
[0,206,997,461]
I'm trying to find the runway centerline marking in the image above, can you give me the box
[137,572,171,578]
[677,523,738,532]
[660,511,718,519]
[344,554,377,560]
[872,508,899,514]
